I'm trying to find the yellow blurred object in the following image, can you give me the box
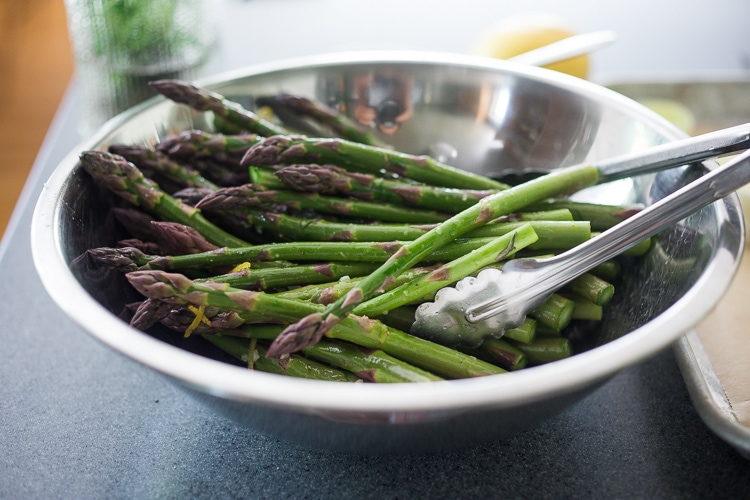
[473,14,589,79]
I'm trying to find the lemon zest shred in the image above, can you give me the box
[184,305,211,338]
[257,106,275,122]
[229,262,252,273]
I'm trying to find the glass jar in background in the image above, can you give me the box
[64,0,220,136]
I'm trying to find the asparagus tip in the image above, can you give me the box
[266,312,336,358]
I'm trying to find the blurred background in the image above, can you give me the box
[0,0,748,237]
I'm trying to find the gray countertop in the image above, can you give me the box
[3,1,750,497]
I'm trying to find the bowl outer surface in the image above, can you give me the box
[31,52,744,419]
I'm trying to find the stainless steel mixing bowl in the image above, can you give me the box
[30,52,744,453]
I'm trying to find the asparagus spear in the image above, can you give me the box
[149,80,289,137]
[256,93,388,147]
[273,267,437,304]
[108,143,218,190]
[302,338,443,383]
[477,338,528,371]
[195,184,450,224]
[88,233,578,272]
[205,335,362,382]
[502,318,537,344]
[507,337,573,365]
[272,163,497,212]
[526,199,642,230]
[80,151,249,248]
[201,199,590,247]
[126,270,507,378]
[148,221,219,255]
[267,163,600,356]
[353,224,538,317]
[529,293,575,331]
[567,273,615,306]
[205,261,381,291]
[241,135,509,190]
[156,130,262,169]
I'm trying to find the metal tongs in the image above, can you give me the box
[412,123,750,347]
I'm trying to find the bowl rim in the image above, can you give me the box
[30,50,745,414]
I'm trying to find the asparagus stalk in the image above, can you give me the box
[139,221,219,258]
[256,92,388,147]
[562,294,603,321]
[302,338,443,383]
[156,130,262,169]
[149,80,289,137]
[567,273,615,306]
[226,210,432,242]
[205,335,362,382]
[80,151,249,248]
[353,224,538,317]
[205,261,381,291]
[507,337,573,365]
[502,318,537,344]
[125,270,506,378]
[527,199,642,230]
[267,163,600,356]
[529,293,575,331]
[273,267,437,304]
[195,184,450,224]
[88,233,579,273]
[272,163,497,212]
[477,338,528,371]
[108,143,218,190]
[241,135,509,190]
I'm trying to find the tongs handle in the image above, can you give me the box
[595,122,750,182]
[468,148,750,323]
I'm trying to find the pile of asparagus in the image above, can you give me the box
[80,79,648,383]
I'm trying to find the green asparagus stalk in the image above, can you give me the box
[529,293,575,331]
[88,232,581,273]
[205,335,362,382]
[267,163,600,357]
[201,199,590,247]
[272,163,497,212]
[195,184,450,224]
[80,151,249,248]
[209,326,442,382]
[502,318,537,344]
[526,199,642,230]
[353,224,538,317]
[507,337,573,365]
[156,130,262,169]
[477,338,528,371]
[302,338,443,383]
[273,267,437,304]
[562,294,603,321]
[241,135,509,190]
[149,80,289,137]
[125,270,506,378]
[256,92,388,147]
[493,208,573,222]
[206,261,381,291]
[108,143,218,190]
[567,273,615,306]
[589,260,621,282]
